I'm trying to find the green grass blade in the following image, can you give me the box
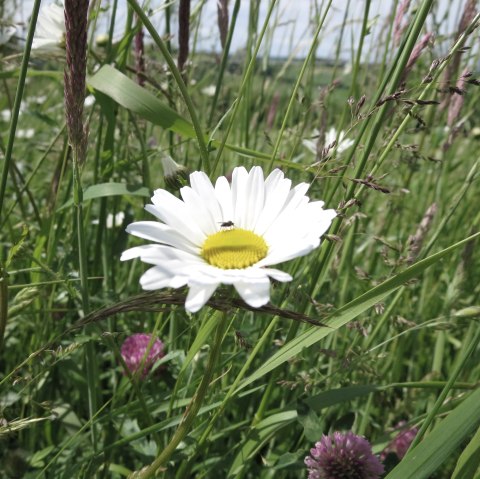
[451,425,480,479]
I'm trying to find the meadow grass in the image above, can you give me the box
[0,0,480,478]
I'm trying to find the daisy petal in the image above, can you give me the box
[245,166,265,229]
[215,176,234,223]
[185,282,219,312]
[140,266,188,289]
[148,189,205,244]
[180,186,218,235]
[189,171,223,222]
[234,278,271,308]
[120,244,163,261]
[126,221,199,254]
[231,166,249,228]
[264,268,293,282]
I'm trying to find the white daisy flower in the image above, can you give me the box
[32,3,65,55]
[121,166,336,313]
[0,25,17,46]
[303,127,354,156]
[325,127,354,153]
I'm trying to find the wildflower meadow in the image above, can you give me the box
[1,0,480,477]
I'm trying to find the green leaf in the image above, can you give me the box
[296,402,323,441]
[305,385,379,411]
[451,425,480,479]
[386,388,480,479]
[29,446,55,468]
[235,231,480,393]
[58,182,150,211]
[88,65,196,138]
[227,411,297,477]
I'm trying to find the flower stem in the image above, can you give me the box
[130,312,227,479]
[72,148,99,452]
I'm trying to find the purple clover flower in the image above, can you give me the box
[120,333,165,378]
[305,431,384,479]
[382,422,418,460]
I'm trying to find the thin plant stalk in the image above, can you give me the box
[126,0,210,172]
[175,316,280,479]
[211,0,278,176]
[130,312,228,479]
[310,0,436,301]
[208,0,241,128]
[268,0,333,173]
[0,0,42,224]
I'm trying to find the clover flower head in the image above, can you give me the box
[382,422,418,460]
[121,166,336,312]
[120,333,165,377]
[305,432,384,479]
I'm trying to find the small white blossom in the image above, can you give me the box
[0,25,16,46]
[303,127,354,156]
[325,127,354,153]
[92,212,125,229]
[16,128,35,139]
[32,3,65,55]
[0,110,11,122]
[84,95,96,108]
[201,85,216,97]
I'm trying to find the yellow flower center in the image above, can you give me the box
[201,228,268,269]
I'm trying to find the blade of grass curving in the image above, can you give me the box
[235,230,480,393]
[210,0,278,176]
[354,12,480,196]
[385,387,480,479]
[207,0,241,127]
[87,65,196,137]
[408,323,480,450]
